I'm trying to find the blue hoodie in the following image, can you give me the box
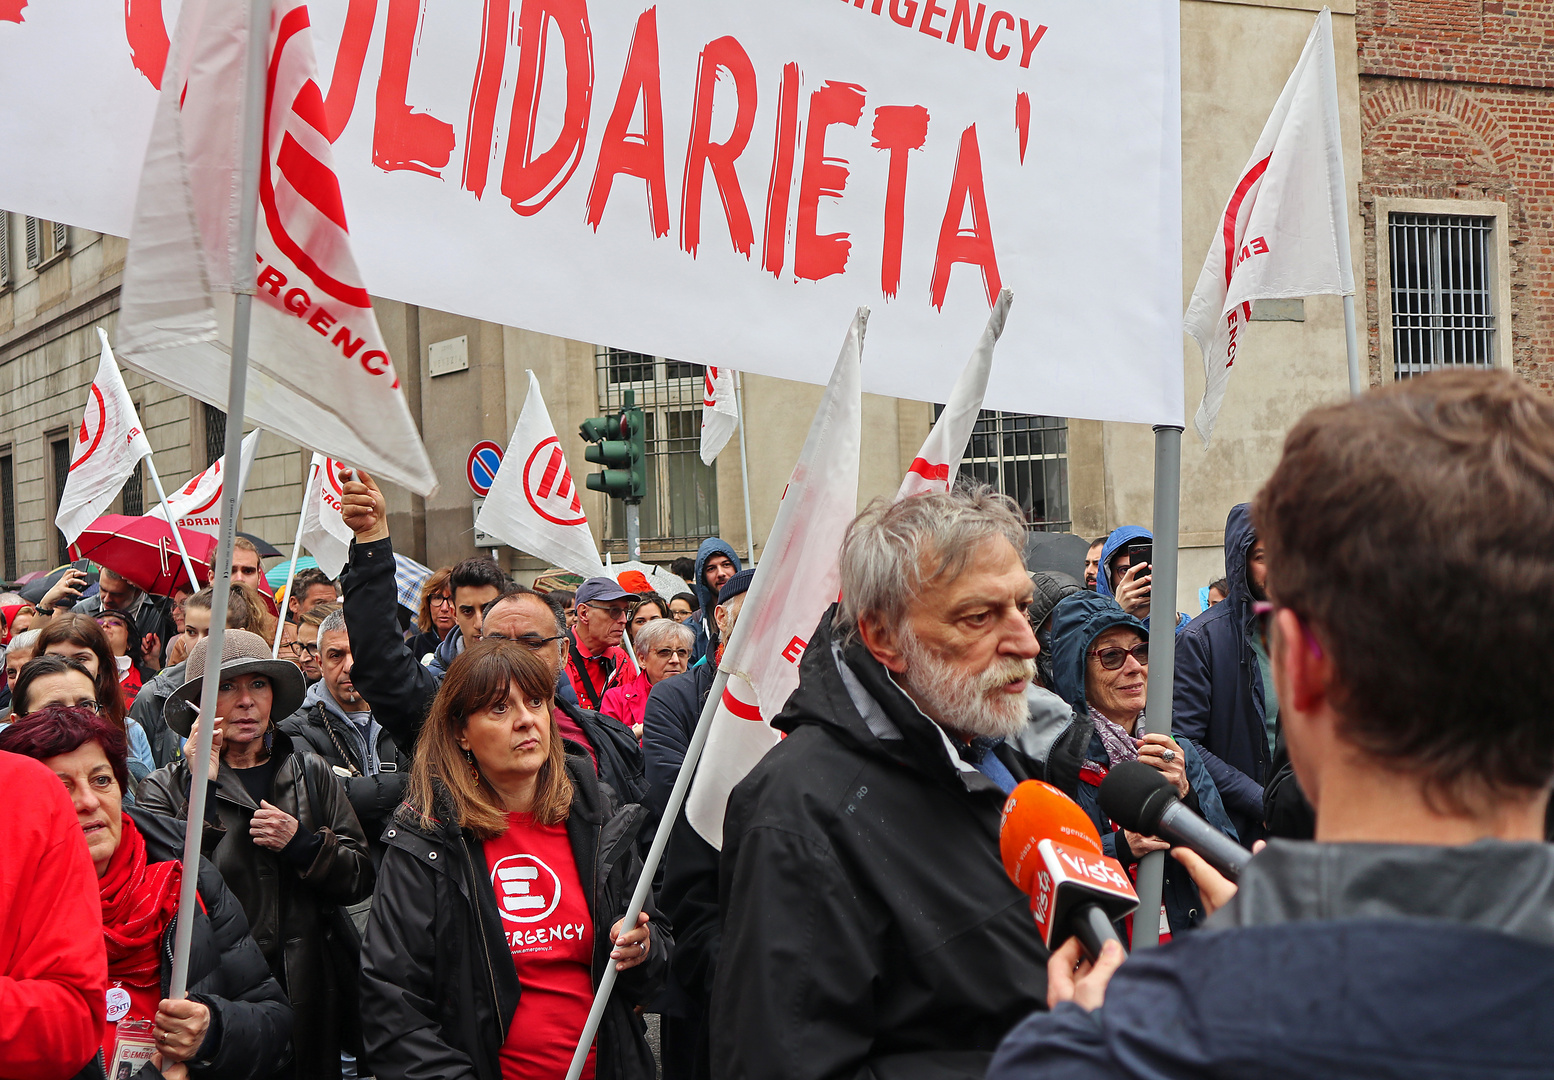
[1047,592,1238,936]
[1095,527,1188,635]
[1172,503,1267,843]
[689,537,742,663]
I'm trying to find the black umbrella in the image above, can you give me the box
[1023,531,1091,581]
[18,559,95,605]
[237,531,283,559]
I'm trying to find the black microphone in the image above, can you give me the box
[1098,759,1250,882]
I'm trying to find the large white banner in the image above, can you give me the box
[0,1,1183,425]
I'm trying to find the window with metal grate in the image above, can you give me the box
[122,460,144,517]
[204,402,227,468]
[941,407,1071,533]
[1388,213,1496,378]
[51,436,71,565]
[1,455,14,579]
[593,347,720,556]
[0,213,10,288]
[25,216,39,269]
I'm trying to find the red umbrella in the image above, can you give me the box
[67,515,217,595]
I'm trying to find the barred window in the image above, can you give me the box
[1389,213,1496,377]
[947,408,1071,532]
[121,460,144,517]
[593,348,719,557]
[0,454,15,579]
[204,402,227,468]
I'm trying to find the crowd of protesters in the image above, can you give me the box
[3,369,1553,1080]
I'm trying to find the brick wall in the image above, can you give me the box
[1358,0,1554,390]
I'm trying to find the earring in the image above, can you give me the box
[463,748,479,782]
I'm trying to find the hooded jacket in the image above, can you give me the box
[280,679,409,868]
[988,840,1554,1080]
[1171,504,1267,843]
[134,729,374,1080]
[1045,593,1237,937]
[712,606,1048,1080]
[128,660,187,768]
[1095,528,1188,636]
[358,750,669,1080]
[688,538,741,664]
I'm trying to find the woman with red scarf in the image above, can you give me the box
[0,706,291,1080]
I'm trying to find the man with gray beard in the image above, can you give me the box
[712,488,1050,1080]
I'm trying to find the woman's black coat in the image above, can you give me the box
[75,809,293,1080]
[359,748,670,1080]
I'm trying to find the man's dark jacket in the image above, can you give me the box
[642,662,717,824]
[1171,503,1266,843]
[341,536,646,806]
[989,839,1554,1080]
[713,607,1048,1080]
[73,811,295,1080]
[279,693,410,868]
[358,750,670,1080]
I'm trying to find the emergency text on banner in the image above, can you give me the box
[149,430,262,538]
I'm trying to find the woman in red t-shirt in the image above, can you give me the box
[361,639,668,1080]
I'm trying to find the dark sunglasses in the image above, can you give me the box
[1089,643,1149,670]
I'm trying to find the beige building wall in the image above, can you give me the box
[1074,0,1362,615]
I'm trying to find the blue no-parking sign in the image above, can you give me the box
[466,441,503,497]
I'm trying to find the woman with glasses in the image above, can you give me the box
[1042,593,1237,943]
[37,615,157,782]
[409,568,456,662]
[601,617,693,741]
[97,607,151,700]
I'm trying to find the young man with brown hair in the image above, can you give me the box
[991,369,1554,1080]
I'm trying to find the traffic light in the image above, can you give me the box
[580,390,647,502]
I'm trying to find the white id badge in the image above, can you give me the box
[110,1018,157,1079]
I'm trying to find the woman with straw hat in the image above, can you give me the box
[137,629,373,1080]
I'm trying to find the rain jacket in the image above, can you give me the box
[687,538,741,664]
[129,661,186,768]
[712,606,1048,1080]
[988,839,1554,1080]
[1172,504,1267,843]
[1094,528,1188,636]
[280,679,410,868]
[358,750,669,1080]
[1044,593,1236,938]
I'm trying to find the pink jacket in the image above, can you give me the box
[599,669,654,736]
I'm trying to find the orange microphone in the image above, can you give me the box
[999,779,1138,958]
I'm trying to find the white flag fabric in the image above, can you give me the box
[475,371,606,580]
[896,290,1012,499]
[686,309,867,850]
[149,430,262,537]
[298,454,353,578]
[115,0,437,496]
[56,329,155,545]
[1184,8,1352,444]
[699,367,740,467]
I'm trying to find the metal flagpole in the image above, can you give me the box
[169,0,271,998]
[565,663,733,1080]
[143,456,204,593]
[271,457,320,659]
[1131,424,1184,950]
[735,372,757,567]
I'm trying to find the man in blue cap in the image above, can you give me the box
[567,576,639,712]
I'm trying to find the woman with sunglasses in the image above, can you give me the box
[1043,593,1238,943]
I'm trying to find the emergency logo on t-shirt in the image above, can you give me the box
[492,853,562,923]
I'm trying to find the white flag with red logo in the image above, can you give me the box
[686,309,866,849]
[699,367,740,466]
[115,0,436,496]
[896,289,1012,499]
[55,330,155,545]
[476,371,606,579]
[149,429,262,537]
[298,453,353,578]
[1184,8,1352,445]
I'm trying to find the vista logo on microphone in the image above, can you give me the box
[1029,839,1138,947]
